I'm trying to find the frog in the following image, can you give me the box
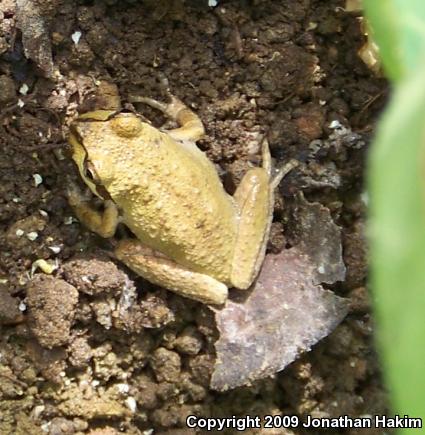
[68,87,296,305]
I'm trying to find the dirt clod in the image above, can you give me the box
[26,274,78,348]
[0,74,16,103]
[174,326,204,355]
[62,255,127,296]
[0,284,23,325]
[150,347,182,383]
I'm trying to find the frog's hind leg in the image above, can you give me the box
[129,90,205,142]
[115,240,228,305]
[230,140,297,289]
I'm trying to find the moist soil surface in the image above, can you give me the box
[0,0,388,434]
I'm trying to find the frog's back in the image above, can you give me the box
[110,127,237,283]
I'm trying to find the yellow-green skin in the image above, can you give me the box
[69,100,282,305]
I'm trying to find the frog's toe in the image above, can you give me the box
[271,159,299,189]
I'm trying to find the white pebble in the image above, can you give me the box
[39,210,48,217]
[17,99,25,108]
[33,173,43,187]
[41,422,51,432]
[32,405,45,419]
[208,0,218,6]
[26,231,38,241]
[71,30,82,45]
[64,216,76,225]
[19,301,27,312]
[16,229,24,237]
[48,246,61,254]
[116,383,130,394]
[125,397,137,413]
[329,120,342,129]
[19,83,29,95]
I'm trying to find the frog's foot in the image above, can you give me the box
[230,167,271,289]
[230,140,298,289]
[67,180,119,238]
[129,88,205,142]
[259,136,299,186]
[271,159,299,189]
[115,239,228,305]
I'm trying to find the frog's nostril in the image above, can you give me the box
[110,115,143,138]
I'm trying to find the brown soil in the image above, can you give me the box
[0,0,388,434]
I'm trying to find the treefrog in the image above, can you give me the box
[68,90,295,305]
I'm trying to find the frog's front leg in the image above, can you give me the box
[231,141,298,289]
[115,240,228,305]
[130,92,205,142]
[68,182,119,238]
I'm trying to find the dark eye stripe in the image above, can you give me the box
[94,184,111,200]
[82,161,111,200]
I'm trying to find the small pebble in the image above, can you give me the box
[71,30,82,45]
[33,173,43,187]
[64,216,76,225]
[329,119,342,129]
[116,383,130,394]
[26,231,39,241]
[49,246,62,254]
[19,83,29,95]
[125,397,137,413]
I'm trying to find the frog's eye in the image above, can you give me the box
[85,167,95,181]
[110,115,143,138]
[84,161,99,183]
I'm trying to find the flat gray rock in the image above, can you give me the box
[211,248,348,391]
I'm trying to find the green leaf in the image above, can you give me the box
[369,63,425,428]
[364,0,425,81]
[365,2,425,427]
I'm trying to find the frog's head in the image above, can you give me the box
[69,111,145,199]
